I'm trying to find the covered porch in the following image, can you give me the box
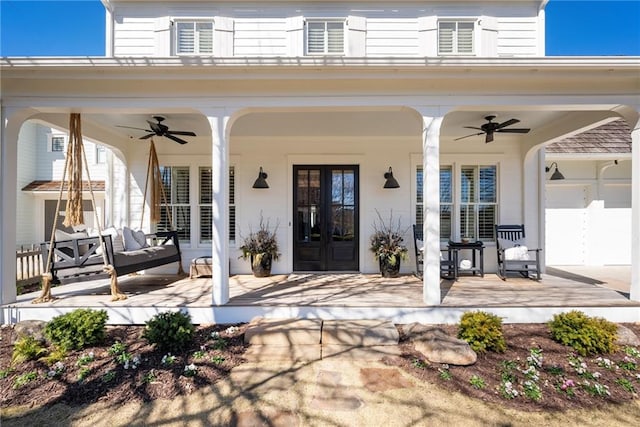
[3,267,638,325]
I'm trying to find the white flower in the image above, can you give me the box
[225,326,239,335]
[210,331,220,339]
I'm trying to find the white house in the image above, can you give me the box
[1,0,639,323]
[545,119,632,266]
[16,122,109,246]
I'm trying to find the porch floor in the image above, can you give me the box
[5,266,636,309]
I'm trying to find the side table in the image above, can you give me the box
[447,241,485,279]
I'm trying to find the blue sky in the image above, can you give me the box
[1,0,639,56]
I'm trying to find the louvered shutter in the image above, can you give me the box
[177,22,195,54]
[438,22,455,54]
[199,167,212,244]
[228,166,236,243]
[327,22,344,54]
[307,22,325,54]
[197,22,213,54]
[457,22,474,54]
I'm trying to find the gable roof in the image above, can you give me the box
[546,119,631,154]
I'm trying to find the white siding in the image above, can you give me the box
[108,1,543,58]
[234,19,287,56]
[16,123,39,245]
[366,19,419,56]
[497,18,539,57]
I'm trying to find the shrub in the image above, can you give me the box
[143,311,194,353]
[11,336,48,365]
[45,309,108,351]
[548,310,617,356]
[458,311,506,353]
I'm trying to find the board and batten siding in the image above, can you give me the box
[109,1,543,58]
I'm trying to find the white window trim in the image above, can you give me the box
[173,19,214,56]
[47,133,66,152]
[437,19,476,56]
[305,18,346,56]
[414,155,501,245]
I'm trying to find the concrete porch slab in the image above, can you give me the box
[321,319,399,346]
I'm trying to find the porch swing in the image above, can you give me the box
[34,113,184,303]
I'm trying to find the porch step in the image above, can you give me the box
[243,318,399,363]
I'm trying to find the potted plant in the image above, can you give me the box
[369,210,409,278]
[239,216,280,277]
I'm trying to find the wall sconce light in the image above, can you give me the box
[545,162,565,181]
[383,167,400,188]
[252,167,269,189]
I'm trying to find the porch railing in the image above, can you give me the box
[16,244,43,293]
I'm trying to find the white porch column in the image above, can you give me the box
[630,115,640,302]
[523,148,544,255]
[1,108,35,318]
[205,110,232,306]
[421,113,444,305]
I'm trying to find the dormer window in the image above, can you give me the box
[438,21,474,55]
[175,21,213,55]
[306,20,345,55]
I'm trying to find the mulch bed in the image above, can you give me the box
[2,321,639,413]
[386,322,640,412]
[0,323,248,408]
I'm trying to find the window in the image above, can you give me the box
[460,165,497,241]
[96,145,106,164]
[306,20,345,55]
[229,166,236,244]
[416,166,453,241]
[159,166,191,243]
[51,136,65,152]
[199,167,212,244]
[415,164,497,242]
[438,21,474,55]
[176,21,213,55]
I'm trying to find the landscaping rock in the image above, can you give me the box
[616,324,640,347]
[405,323,477,366]
[12,320,47,344]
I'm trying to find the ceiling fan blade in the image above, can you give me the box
[496,128,530,134]
[485,132,494,143]
[147,120,164,134]
[116,125,152,132]
[165,134,189,145]
[139,133,154,140]
[496,118,520,129]
[463,126,484,131]
[454,132,484,141]
[167,130,197,136]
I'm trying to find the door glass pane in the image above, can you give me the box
[297,170,308,206]
[342,206,355,241]
[331,206,344,241]
[297,207,310,242]
[310,170,320,204]
[343,171,355,205]
[332,171,343,204]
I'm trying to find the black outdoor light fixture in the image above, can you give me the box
[545,162,565,181]
[252,167,269,189]
[383,166,400,188]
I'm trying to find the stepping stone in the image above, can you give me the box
[244,318,322,345]
[322,344,400,361]
[310,370,363,411]
[244,344,321,363]
[321,319,399,346]
[360,367,414,393]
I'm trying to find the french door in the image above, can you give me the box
[293,165,359,271]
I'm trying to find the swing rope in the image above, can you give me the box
[33,113,123,303]
[139,139,184,275]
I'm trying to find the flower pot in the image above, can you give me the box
[379,256,401,278]
[251,253,272,277]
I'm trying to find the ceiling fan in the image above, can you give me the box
[455,115,530,143]
[117,116,196,145]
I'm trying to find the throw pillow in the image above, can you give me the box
[123,226,149,251]
[498,238,526,250]
[54,229,89,256]
[102,226,125,252]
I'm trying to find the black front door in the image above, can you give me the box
[293,165,359,271]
